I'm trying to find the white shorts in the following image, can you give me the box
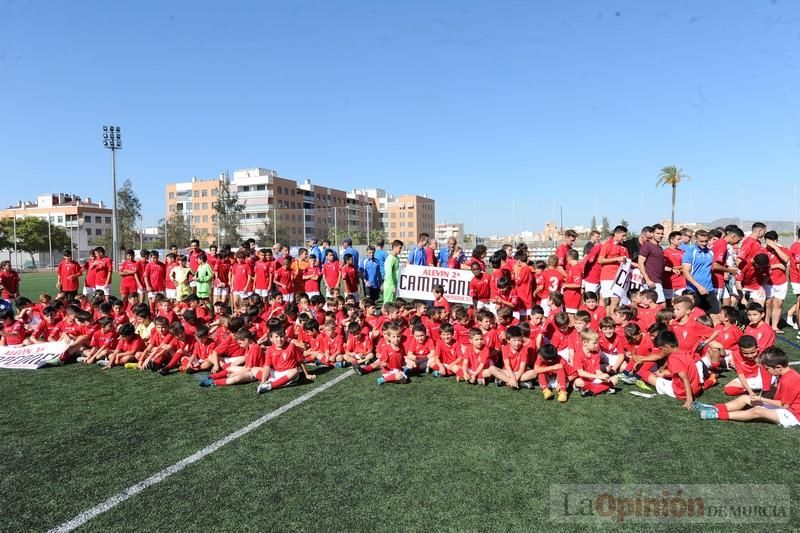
[234,291,252,299]
[540,298,551,317]
[254,289,270,297]
[93,285,111,295]
[476,301,492,312]
[165,288,177,300]
[83,286,96,297]
[766,283,788,300]
[306,291,320,298]
[651,283,665,304]
[791,282,800,295]
[189,281,198,288]
[601,352,621,368]
[281,293,294,303]
[745,374,769,392]
[564,307,578,314]
[546,376,560,389]
[599,280,615,299]
[213,287,229,297]
[743,288,766,303]
[655,377,676,398]
[147,291,163,300]
[761,404,800,428]
[582,281,600,294]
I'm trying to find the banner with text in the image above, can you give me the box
[0,342,68,370]
[398,265,474,304]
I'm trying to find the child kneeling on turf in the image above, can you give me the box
[256,327,316,393]
[695,347,800,427]
[637,330,701,410]
[723,335,772,397]
[573,329,618,396]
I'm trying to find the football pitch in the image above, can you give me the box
[3,273,800,531]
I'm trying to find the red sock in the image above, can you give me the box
[179,356,191,371]
[715,403,730,420]
[270,375,292,389]
[221,361,231,370]
[723,385,746,396]
[383,372,401,383]
[637,366,654,383]
[361,364,376,374]
[163,352,182,371]
[213,378,228,387]
[209,369,228,380]
[587,382,610,394]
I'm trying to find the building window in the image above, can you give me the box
[202,190,208,197]
[212,215,217,222]
[105,217,111,224]
[194,216,200,223]
[408,222,414,228]
[95,229,102,236]
[211,188,218,196]
[169,205,176,212]
[291,202,296,209]
[291,189,295,196]
[95,216,102,223]
[194,191,200,198]
[194,203,200,210]
[169,192,175,199]
[57,216,63,223]
[202,203,208,210]
[203,215,208,222]
[86,229,91,238]
[256,184,266,191]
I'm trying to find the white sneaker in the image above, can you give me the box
[257,382,272,394]
[788,315,798,329]
[97,360,109,367]
[76,356,86,363]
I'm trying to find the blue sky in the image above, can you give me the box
[2,0,799,236]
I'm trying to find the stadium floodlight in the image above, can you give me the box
[102,125,122,268]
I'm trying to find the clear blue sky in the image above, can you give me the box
[2,0,799,236]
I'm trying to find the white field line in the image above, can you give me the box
[48,370,354,533]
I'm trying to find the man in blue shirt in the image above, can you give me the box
[320,239,338,265]
[681,229,720,316]
[341,238,359,269]
[438,236,463,268]
[373,239,388,278]
[308,237,322,263]
[406,232,430,266]
[359,245,382,301]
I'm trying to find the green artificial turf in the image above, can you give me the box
[4,273,800,531]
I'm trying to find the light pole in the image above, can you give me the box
[102,125,122,268]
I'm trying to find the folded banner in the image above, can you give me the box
[398,265,474,304]
[0,342,69,370]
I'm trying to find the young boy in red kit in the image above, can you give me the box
[230,252,254,309]
[353,324,409,385]
[431,322,463,377]
[181,325,217,374]
[155,323,197,375]
[341,253,360,303]
[598,317,626,375]
[322,250,342,297]
[696,347,800,427]
[403,323,439,375]
[102,323,145,369]
[458,328,504,386]
[256,328,315,393]
[81,317,117,364]
[534,344,576,402]
[469,262,491,311]
[539,255,564,317]
[495,326,537,389]
[317,319,345,367]
[573,330,619,396]
[253,248,274,298]
[303,255,322,298]
[723,335,772,397]
[579,292,606,331]
[562,250,583,315]
[343,321,373,366]
[637,330,702,410]
[545,312,580,364]
[670,296,718,353]
[743,302,775,354]
[200,329,264,387]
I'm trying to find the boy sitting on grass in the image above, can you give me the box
[695,347,800,427]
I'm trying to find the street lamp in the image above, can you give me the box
[102,125,122,268]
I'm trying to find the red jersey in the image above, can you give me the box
[774,368,800,418]
[318,333,344,356]
[453,320,474,346]
[274,268,294,296]
[84,260,96,288]
[580,305,606,331]
[789,242,800,284]
[1,320,28,345]
[539,268,564,300]
[547,326,580,354]
[766,246,789,285]
[563,263,583,310]
[432,295,451,315]
[717,324,742,353]
[743,322,775,354]
[322,261,341,290]
[512,262,534,309]
[663,246,686,289]
[555,243,572,270]
[469,275,491,302]
[230,262,254,292]
[636,305,659,332]
[144,261,167,292]
[254,260,274,290]
[598,333,625,357]
[378,343,406,371]
[116,335,145,354]
[0,270,20,299]
[436,339,461,364]
[502,343,533,371]
[710,239,729,289]
[404,336,436,362]
[56,259,82,292]
[462,344,492,371]
[737,237,764,267]
[582,244,603,285]
[214,260,231,288]
[740,261,769,290]
[345,334,372,355]
[90,329,118,350]
[92,257,113,286]
[341,264,359,293]
[244,343,265,368]
[598,238,629,281]
[303,266,321,293]
[573,346,603,376]
[666,349,701,399]
[165,262,177,290]
[670,318,714,353]
[188,248,204,273]
[266,343,303,371]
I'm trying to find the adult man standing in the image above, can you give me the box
[406,233,429,266]
[308,237,322,263]
[598,226,629,315]
[583,230,601,256]
[374,239,388,279]
[341,237,359,269]
[56,250,82,299]
[638,224,666,303]
[556,229,578,276]
[439,237,463,269]
[187,239,204,273]
[681,230,719,316]
[383,240,403,303]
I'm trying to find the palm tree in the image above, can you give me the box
[656,165,690,231]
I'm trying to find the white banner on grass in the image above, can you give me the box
[611,260,633,305]
[0,342,68,370]
[398,264,474,304]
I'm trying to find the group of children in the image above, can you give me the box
[0,227,798,430]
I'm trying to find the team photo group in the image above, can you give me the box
[1,222,800,428]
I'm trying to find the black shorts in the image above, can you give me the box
[689,290,720,315]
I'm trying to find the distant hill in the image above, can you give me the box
[707,218,798,235]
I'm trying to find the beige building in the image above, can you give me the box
[385,194,436,244]
[165,175,225,244]
[435,223,465,244]
[0,193,112,259]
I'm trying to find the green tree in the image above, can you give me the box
[3,217,70,268]
[0,219,12,250]
[165,214,192,249]
[656,165,690,231]
[590,216,597,232]
[620,218,630,229]
[213,179,244,247]
[255,221,290,248]
[368,230,386,245]
[600,216,610,239]
[116,179,142,253]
